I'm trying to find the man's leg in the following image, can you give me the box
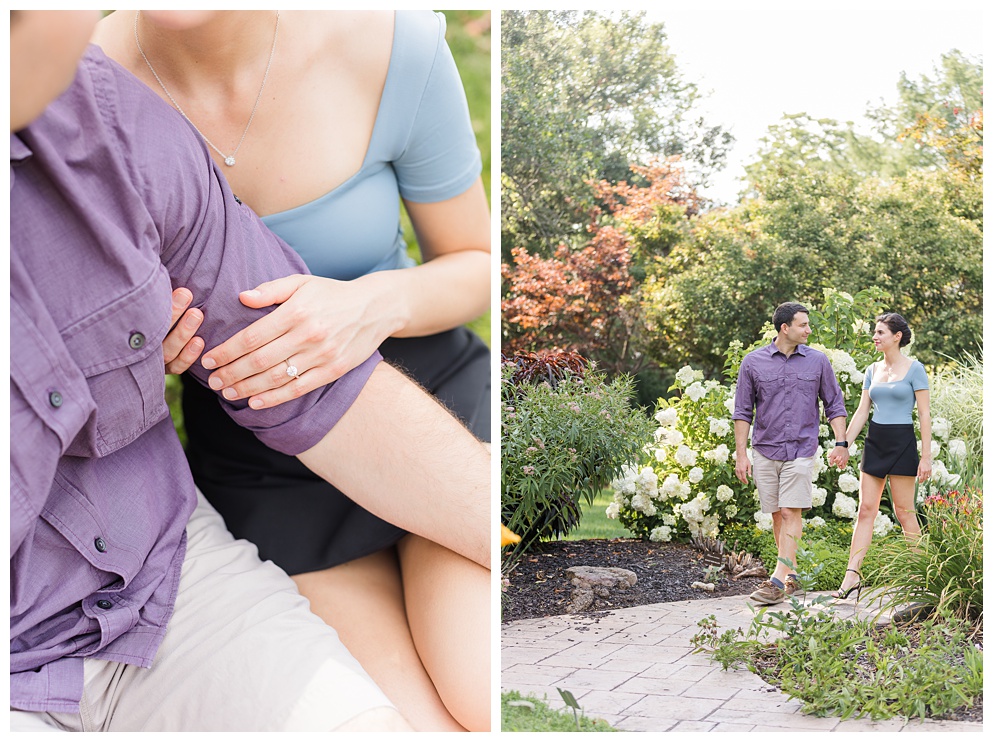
[73,492,411,732]
[298,362,490,570]
[771,507,803,583]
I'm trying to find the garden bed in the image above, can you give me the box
[501,538,764,623]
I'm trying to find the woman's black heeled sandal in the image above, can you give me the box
[832,568,862,601]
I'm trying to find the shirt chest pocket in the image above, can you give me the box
[61,271,173,459]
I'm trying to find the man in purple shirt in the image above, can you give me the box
[10,11,488,732]
[732,302,849,605]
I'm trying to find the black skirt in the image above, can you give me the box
[182,327,491,575]
[860,421,919,478]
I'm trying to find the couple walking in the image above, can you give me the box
[732,302,932,605]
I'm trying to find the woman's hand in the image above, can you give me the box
[200,273,404,409]
[917,458,933,484]
[163,288,205,374]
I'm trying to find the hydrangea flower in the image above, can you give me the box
[754,511,773,531]
[931,417,950,440]
[605,501,621,519]
[688,467,704,484]
[806,516,827,528]
[811,486,828,508]
[832,492,858,519]
[708,417,732,437]
[630,493,657,516]
[931,459,960,487]
[675,445,698,467]
[948,439,967,460]
[649,525,673,542]
[703,444,730,464]
[838,472,860,493]
[685,382,706,402]
[715,484,734,502]
[662,513,677,526]
[674,365,702,388]
[873,511,894,536]
[654,407,678,427]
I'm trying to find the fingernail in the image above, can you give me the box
[185,310,202,327]
[172,289,191,308]
[222,388,237,400]
[241,289,261,298]
[249,398,264,409]
[208,376,222,390]
[202,357,216,369]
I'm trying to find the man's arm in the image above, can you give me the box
[297,363,490,570]
[731,361,755,483]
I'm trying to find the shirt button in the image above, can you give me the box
[96,600,113,610]
[49,391,63,408]
[94,537,108,553]
[129,332,146,350]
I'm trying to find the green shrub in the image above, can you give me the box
[872,488,983,625]
[930,348,983,472]
[501,359,653,547]
[693,604,983,720]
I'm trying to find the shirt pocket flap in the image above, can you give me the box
[60,269,174,458]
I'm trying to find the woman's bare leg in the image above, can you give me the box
[292,551,466,732]
[839,471,888,593]
[888,474,921,541]
[397,534,491,732]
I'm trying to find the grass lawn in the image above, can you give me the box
[501,691,617,732]
[564,490,630,540]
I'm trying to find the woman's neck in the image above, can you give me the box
[134,11,279,96]
[881,347,904,366]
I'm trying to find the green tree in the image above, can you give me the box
[501,10,731,258]
[744,51,983,190]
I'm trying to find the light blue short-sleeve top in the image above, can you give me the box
[864,359,929,425]
[260,11,482,281]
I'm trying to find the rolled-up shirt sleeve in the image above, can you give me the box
[819,356,847,421]
[732,360,755,424]
[111,58,380,455]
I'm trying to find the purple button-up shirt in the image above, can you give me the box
[9,47,381,713]
[732,342,847,461]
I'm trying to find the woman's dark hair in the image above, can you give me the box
[876,312,912,346]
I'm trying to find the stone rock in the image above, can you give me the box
[564,566,637,614]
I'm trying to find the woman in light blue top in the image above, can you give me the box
[95,10,489,731]
[833,313,932,600]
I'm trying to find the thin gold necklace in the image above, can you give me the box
[134,11,280,167]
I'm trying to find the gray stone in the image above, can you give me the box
[564,566,638,614]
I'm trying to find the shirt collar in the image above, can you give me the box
[10,133,32,190]
[766,341,808,358]
[10,132,32,164]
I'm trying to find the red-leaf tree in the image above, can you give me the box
[502,159,698,376]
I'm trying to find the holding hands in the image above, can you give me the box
[827,445,850,469]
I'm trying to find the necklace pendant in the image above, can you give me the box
[224,156,236,167]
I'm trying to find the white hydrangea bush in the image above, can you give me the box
[610,364,755,541]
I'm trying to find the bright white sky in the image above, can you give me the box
[644,1,984,204]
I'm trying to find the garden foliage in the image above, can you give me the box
[501,353,653,549]
[610,289,971,545]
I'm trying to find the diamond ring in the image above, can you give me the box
[285,361,301,380]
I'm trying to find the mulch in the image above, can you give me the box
[501,537,764,624]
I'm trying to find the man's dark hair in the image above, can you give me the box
[773,302,808,333]
[876,312,912,347]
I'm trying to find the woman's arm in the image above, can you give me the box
[160,178,490,407]
[916,388,933,483]
[845,388,873,444]
[195,179,489,408]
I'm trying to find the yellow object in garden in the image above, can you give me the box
[501,524,521,547]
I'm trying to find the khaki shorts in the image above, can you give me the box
[10,492,393,732]
[752,449,815,513]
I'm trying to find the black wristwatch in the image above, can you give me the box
[834,441,849,448]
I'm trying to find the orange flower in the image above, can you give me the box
[501,524,522,547]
